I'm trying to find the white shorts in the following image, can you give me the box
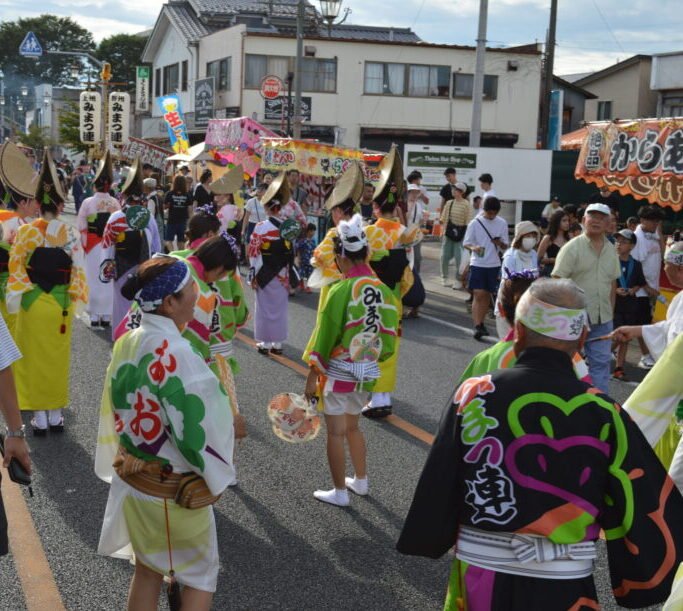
[323,391,367,416]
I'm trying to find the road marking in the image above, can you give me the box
[1,465,66,611]
[418,313,498,345]
[234,331,435,446]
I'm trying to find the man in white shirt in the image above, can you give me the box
[478,172,496,203]
[463,196,508,340]
[541,196,562,229]
[631,205,665,369]
[406,184,426,274]
[242,183,267,245]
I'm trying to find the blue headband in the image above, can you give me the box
[134,258,192,312]
[220,230,241,258]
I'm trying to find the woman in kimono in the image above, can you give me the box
[95,255,236,610]
[76,151,120,328]
[398,278,683,610]
[248,173,296,355]
[302,162,365,362]
[101,158,161,336]
[6,150,87,435]
[362,146,418,419]
[0,142,39,333]
[304,214,399,507]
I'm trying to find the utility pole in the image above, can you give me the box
[469,0,488,147]
[293,0,305,139]
[540,0,558,148]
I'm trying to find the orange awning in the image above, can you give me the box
[561,126,588,150]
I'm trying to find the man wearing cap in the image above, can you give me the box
[440,182,471,288]
[397,277,683,611]
[478,172,496,203]
[143,177,164,241]
[552,202,621,393]
[77,151,120,328]
[439,167,457,210]
[7,149,88,435]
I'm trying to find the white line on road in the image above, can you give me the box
[418,314,498,345]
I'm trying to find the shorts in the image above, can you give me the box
[636,296,653,325]
[323,391,366,416]
[613,309,639,328]
[165,221,187,242]
[0,474,8,557]
[468,265,500,294]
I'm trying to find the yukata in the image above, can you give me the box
[6,218,88,411]
[305,263,399,410]
[398,347,683,610]
[102,208,161,337]
[279,199,307,233]
[364,218,416,401]
[248,217,294,347]
[77,192,120,324]
[296,236,315,283]
[0,211,29,333]
[95,313,236,592]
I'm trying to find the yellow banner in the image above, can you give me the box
[261,138,365,177]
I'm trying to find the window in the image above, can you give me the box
[155,68,161,97]
[207,58,231,91]
[181,60,188,92]
[597,101,612,120]
[663,96,683,117]
[364,62,449,97]
[162,63,179,95]
[452,73,498,100]
[244,54,337,92]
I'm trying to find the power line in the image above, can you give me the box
[591,0,626,53]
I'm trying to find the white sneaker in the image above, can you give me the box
[638,355,655,369]
[345,476,369,496]
[441,277,448,286]
[313,488,350,507]
[452,280,463,290]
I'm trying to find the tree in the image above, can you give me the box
[0,15,96,97]
[19,122,52,151]
[97,34,148,92]
[58,101,89,156]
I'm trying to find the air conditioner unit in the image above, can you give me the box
[305,46,317,57]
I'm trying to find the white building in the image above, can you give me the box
[141,0,542,149]
[651,50,683,117]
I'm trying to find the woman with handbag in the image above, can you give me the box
[439,182,471,288]
[95,255,236,611]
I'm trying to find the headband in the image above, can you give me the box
[504,268,538,281]
[134,257,192,312]
[517,294,588,341]
[220,230,241,259]
[337,213,367,253]
[196,204,216,216]
[665,249,683,266]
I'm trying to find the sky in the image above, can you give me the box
[2,0,682,75]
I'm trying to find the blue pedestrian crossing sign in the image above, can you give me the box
[19,32,43,58]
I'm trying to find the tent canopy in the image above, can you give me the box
[167,142,212,162]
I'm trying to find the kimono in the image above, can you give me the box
[248,217,293,345]
[364,218,415,395]
[6,218,88,411]
[77,192,120,323]
[0,211,29,332]
[95,313,235,592]
[397,347,683,610]
[305,263,399,397]
[279,198,307,232]
[102,208,161,337]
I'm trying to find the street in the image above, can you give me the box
[0,230,652,611]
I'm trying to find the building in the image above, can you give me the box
[140,0,543,150]
[651,50,683,117]
[569,55,658,122]
[551,75,596,133]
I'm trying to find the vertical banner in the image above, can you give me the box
[157,93,190,154]
[547,89,564,150]
[79,91,102,145]
[194,77,215,128]
[135,66,150,112]
[108,92,130,145]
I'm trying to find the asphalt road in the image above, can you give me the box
[0,232,659,611]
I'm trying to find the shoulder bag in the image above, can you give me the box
[476,218,504,262]
[444,201,466,242]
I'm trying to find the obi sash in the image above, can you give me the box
[0,244,8,274]
[255,233,293,289]
[114,230,149,280]
[26,247,72,293]
[370,248,409,291]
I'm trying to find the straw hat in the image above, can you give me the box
[35,149,66,205]
[373,145,404,203]
[260,172,290,208]
[120,158,145,198]
[324,161,364,211]
[0,142,37,200]
[210,165,244,195]
[93,150,114,187]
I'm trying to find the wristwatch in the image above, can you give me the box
[5,425,26,438]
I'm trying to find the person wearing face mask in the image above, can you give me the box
[495,221,540,338]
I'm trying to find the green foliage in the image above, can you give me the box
[97,34,148,91]
[19,122,52,151]
[58,101,89,155]
[0,15,95,96]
